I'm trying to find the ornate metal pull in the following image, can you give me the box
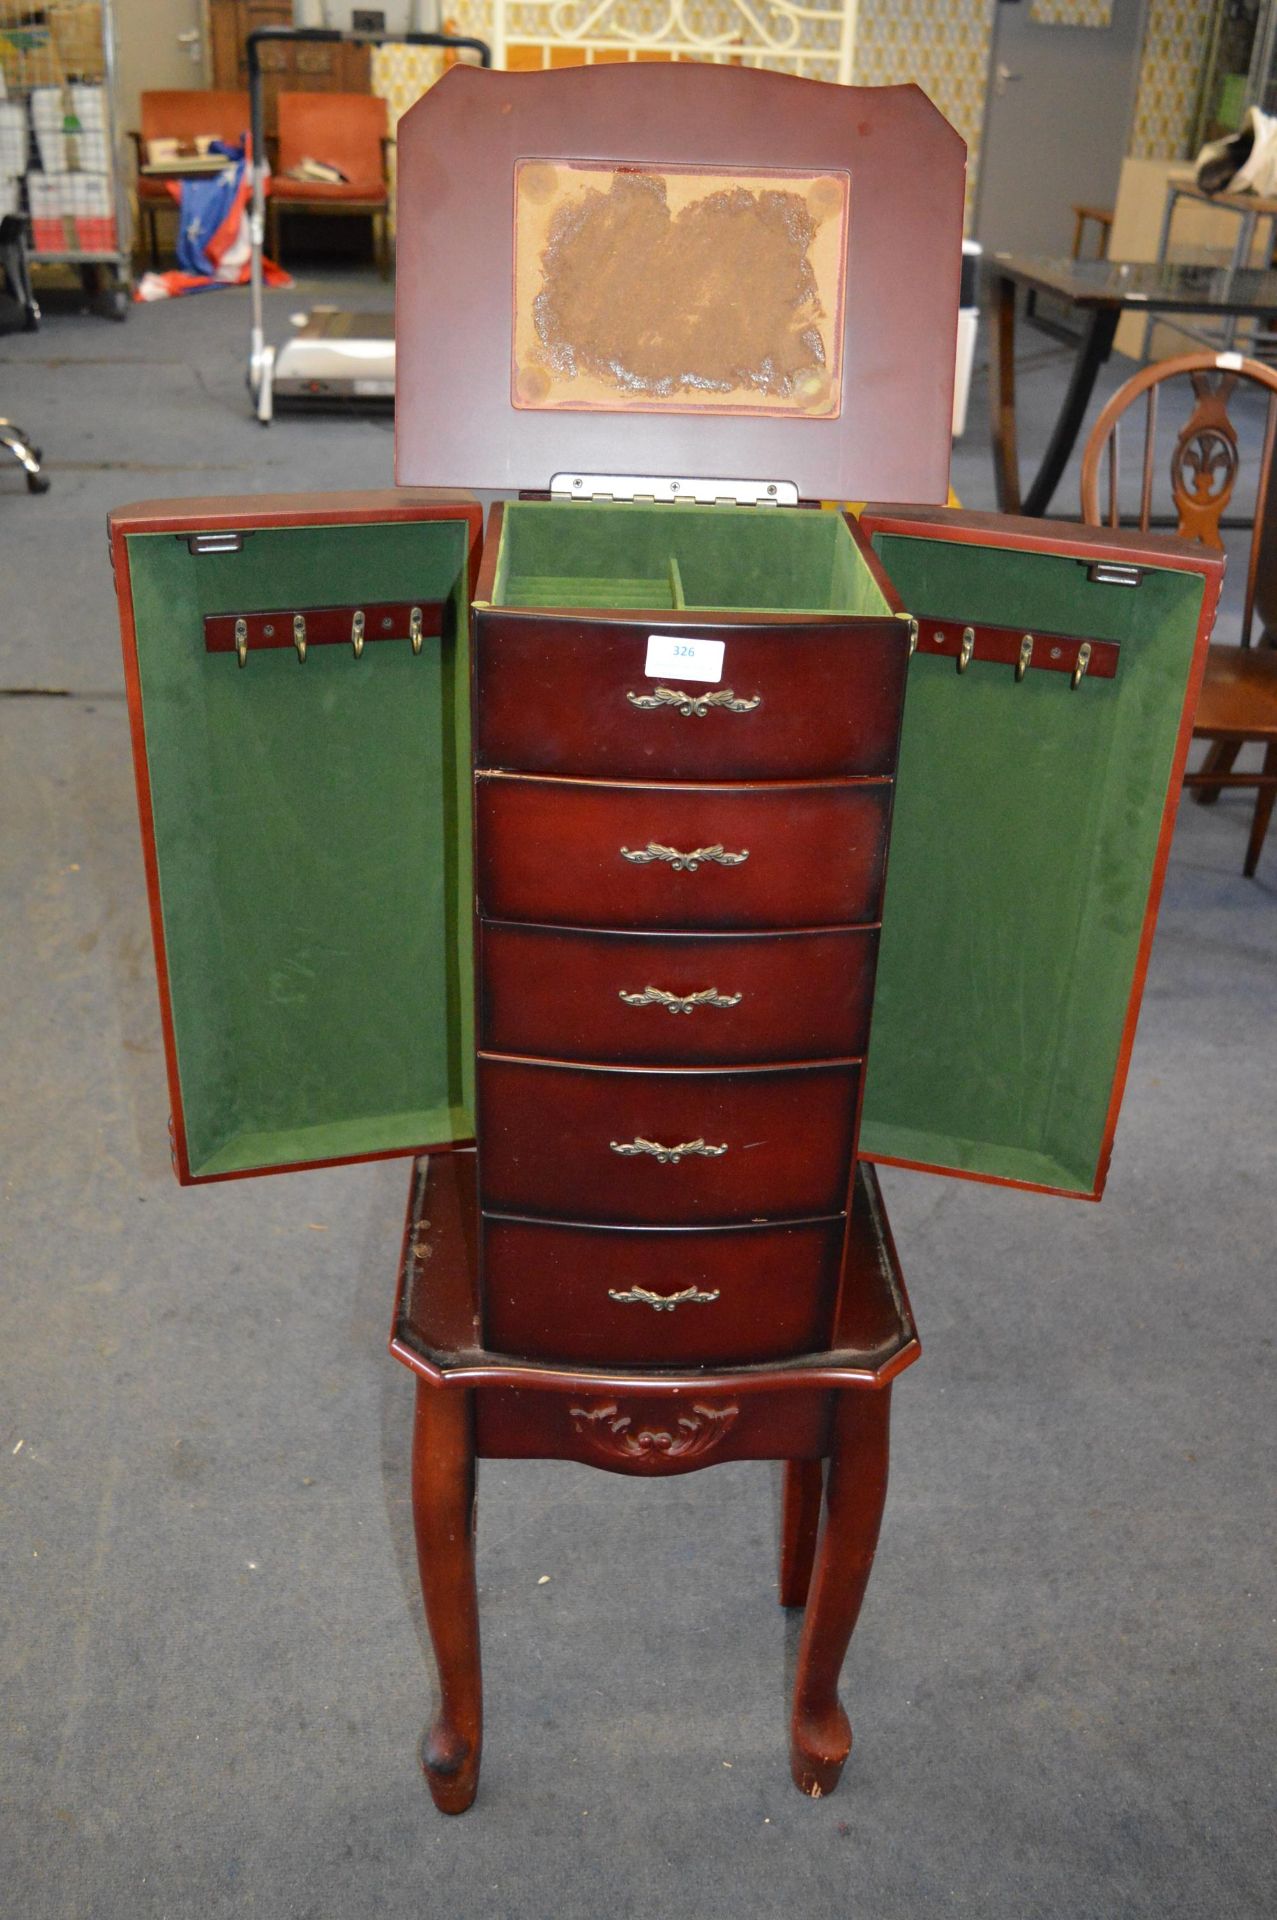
[607,1285,721,1311]
[626,685,761,718]
[620,841,749,872]
[610,1136,727,1163]
[618,985,742,1013]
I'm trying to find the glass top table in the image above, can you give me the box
[989,253,1277,516]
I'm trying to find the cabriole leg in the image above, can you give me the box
[411,1379,481,1813]
[778,1461,823,1608]
[789,1386,891,1798]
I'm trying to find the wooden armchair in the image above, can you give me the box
[1080,351,1277,878]
[268,92,391,279]
[131,90,250,269]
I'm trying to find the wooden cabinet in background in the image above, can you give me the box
[208,0,371,142]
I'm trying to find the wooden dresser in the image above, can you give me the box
[109,64,1226,1816]
[209,0,370,142]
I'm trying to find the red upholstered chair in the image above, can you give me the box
[132,90,250,268]
[269,92,391,278]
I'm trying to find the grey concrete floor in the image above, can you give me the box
[1,270,1275,1920]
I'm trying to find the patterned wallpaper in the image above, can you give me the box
[850,0,995,214]
[1029,0,1113,23]
[372,0,1215,212]
[1130,0,1215,159]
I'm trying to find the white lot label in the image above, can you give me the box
[645,633,725,683]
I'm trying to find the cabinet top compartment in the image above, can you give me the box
[394,63,966,506]
[478,499,896,616]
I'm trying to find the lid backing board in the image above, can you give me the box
[395,65,966,503]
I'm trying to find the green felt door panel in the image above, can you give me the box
[859,531,1207,1198]
[125,517,474,1181]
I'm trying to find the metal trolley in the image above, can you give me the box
[246,25,490,424]
[0,0,132,323]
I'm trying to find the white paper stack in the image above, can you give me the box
[64,168,116,250]
[68,84,107,128]
[68,85,109,167]
[27,172,70,252]
[31,88,68,173]
[0,100,28,177]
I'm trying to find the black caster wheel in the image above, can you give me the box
[26,471,50,494]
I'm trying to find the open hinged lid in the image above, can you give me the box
[394,64,966,504]
[111,490,482,1184]
[856,507,1225,1201]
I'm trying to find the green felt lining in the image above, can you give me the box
[127,519,475,1179]
[491,500,892,614]
[129,502,1201,1198]
[859,533,1205,1196]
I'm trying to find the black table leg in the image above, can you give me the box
[990,272,1120,518]
[990,271,1021,514]
[1021,307,1119,517]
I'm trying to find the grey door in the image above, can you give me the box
[975,0,1148,258]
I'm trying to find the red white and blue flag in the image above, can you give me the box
[135,140,290,301]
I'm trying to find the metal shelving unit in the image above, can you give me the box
[0,0,132,321]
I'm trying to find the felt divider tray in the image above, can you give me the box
[485,500,892,617]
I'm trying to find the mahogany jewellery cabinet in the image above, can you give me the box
[109,65,1224,1812]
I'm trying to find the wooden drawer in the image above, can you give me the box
[475,774,892,931]
[474,612,908,781]
[479,922,879,1065]
[475,1384,836,1475]
[477,1055,860,1225]
[482,1213,844,1366]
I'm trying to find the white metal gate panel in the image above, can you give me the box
[489,0,856,84]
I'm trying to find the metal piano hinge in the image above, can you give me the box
[549,472,799,507]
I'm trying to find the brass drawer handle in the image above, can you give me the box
[607,1285,721,1312]
[618,985,742,1013]
[610,1136,728,1163]
[620,841,749,872]
[626,685,761,718]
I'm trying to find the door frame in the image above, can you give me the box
[973,0,1149,251]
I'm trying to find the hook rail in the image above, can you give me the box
[909,614,1117,683]
[207,600,442,661]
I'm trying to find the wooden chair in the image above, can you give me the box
[1080,351,1277,878]
[131,90,250,269]
[268,92,391,279]
[1071,203,1114,262]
